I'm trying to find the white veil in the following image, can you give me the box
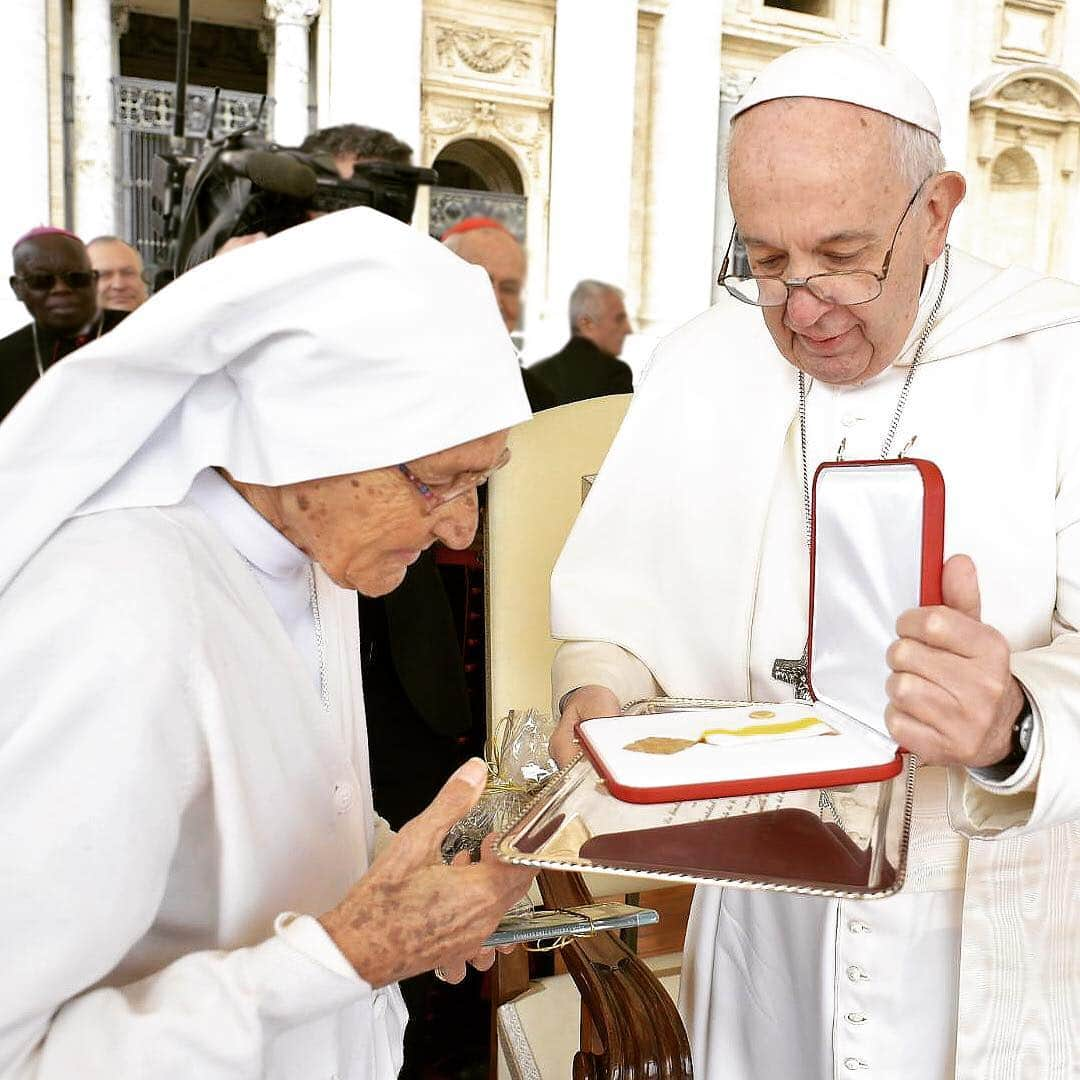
[0,207,531,591]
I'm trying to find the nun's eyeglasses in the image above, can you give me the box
[397,446,512,510]
[717,176,930,308]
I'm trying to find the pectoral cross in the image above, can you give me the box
[772,643,811,701]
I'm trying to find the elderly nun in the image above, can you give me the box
[0,207,534,1078]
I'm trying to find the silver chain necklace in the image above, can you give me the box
[772,245,951,702]
[775,248,951,826]
[31,323,45,378]
[308,566,331,713]
[796,244,951,546]
[236,551,330,712]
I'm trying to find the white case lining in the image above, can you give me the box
[580,462,929,790]
[810,463,926,753]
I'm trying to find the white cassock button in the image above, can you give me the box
[332,782,354,813]
[844,1058,869,1071]
[848,919,871,934]
[846,964,870,982]
[845,1012,868,1024]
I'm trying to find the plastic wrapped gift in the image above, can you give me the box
[441,707,558,863]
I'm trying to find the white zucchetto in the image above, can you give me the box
[731,42,941,138]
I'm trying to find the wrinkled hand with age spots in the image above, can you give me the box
[550,685,621,767]
[318,758,535,988]
[885,554,1025,767]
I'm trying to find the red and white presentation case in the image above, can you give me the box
[577,458,945,804]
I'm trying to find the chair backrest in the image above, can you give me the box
[486,397,693,1070]
[485,394,631,729]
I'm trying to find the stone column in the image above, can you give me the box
[540,0,637,356]
[0,0,51,334]
[639,0,724,335]
[1063,0,1080,69]
[319,0,422,155]
[265,0,320,146]
[72,0,118,239]
[884,0,976,235]
[47,0,68,229]
[711,70,754,303]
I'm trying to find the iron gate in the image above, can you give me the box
[112,76,271,267]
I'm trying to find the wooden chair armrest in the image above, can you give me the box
[537,869,692,1079]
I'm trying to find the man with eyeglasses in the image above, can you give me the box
[1,227,127,421]
[547,43,1080,1079]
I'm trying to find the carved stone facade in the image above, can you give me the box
[421,96,550,182]
[969,66,1080,276]
[628,9,661,322]
[721,0,888,95]
[996,0,1066,65]
[262,0,319,28]
[9,0,1080,344]
[433,26,533,78]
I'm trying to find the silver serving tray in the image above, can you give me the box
[496,698,916,899]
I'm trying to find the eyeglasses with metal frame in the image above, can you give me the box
[397,446,512,510]
[716,175,933,308]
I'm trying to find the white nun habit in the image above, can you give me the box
[0,207,531,1079]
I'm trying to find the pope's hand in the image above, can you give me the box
[318,758,535,988]
[550,684,621,766]
[885,554,1024,767]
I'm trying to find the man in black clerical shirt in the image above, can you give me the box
[530,278,634,407]
[0,228,126,422]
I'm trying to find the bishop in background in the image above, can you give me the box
[1,228,126,422]
[550,43,1080,1079]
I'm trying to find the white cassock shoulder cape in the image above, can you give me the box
[551,248,1080,1077]
[0,497,404,1078]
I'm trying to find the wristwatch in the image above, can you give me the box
[992,694,1035,773]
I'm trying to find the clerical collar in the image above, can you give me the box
[35,312,103,349]
[185,467,310,580]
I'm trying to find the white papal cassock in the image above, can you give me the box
[551,248,1080,1079]
[0,207,533,1077]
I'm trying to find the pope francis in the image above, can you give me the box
[550,43,1080,1079]
[0,208,534,1077]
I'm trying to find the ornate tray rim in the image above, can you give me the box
[496,698,917,900]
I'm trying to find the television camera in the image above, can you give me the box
[150,129,437,287]
[148,2,436,289]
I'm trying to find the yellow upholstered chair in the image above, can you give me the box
[485,395,691,1079]
[486,394,631,726]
